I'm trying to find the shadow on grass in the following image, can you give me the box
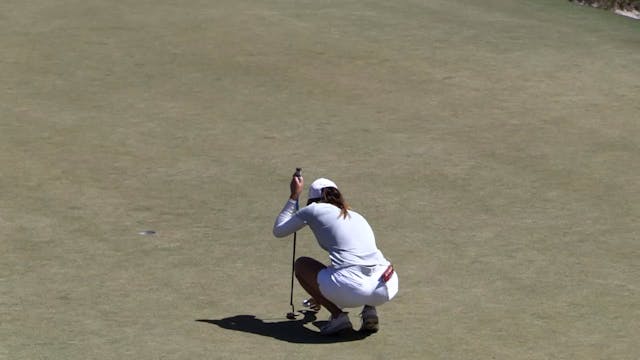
[196,310,372,344]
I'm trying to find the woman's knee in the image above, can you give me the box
[294,256,324,277]
[294,256,313,267]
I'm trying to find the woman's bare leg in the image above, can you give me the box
[294,256,343,317]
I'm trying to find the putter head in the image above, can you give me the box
[286,312,298,320]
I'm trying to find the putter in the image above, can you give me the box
[286,167,302,320]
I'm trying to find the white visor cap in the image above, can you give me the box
[308,178,338,200]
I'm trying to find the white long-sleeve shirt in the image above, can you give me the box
[273,199,390,268]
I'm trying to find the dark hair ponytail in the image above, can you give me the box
[321,187,350,219]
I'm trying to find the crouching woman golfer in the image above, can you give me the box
[273,175,399,335]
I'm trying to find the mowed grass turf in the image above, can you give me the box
[1,0,639,359]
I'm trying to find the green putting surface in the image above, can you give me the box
[1,0,638,359]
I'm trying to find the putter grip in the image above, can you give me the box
[294,167,302,178]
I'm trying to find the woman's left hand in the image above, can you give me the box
[289,174,303,200]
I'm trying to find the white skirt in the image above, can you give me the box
[317,264,399,309]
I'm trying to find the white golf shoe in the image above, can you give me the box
[359,305,379,333]
[302,298,321,311]
[319,312,352,335]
